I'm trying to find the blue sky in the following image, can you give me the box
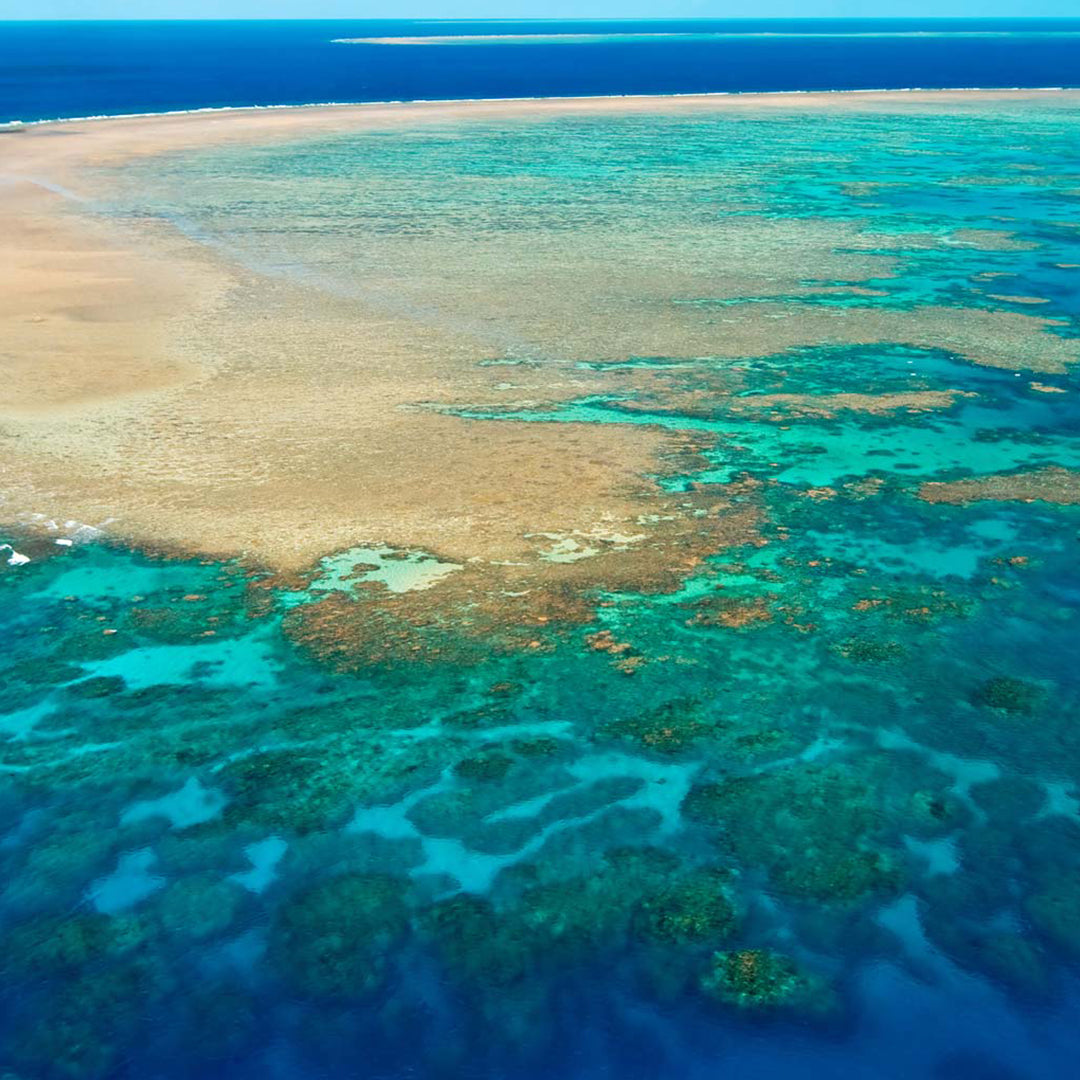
[2,3,1076,18]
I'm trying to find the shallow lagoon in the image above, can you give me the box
[4,97,1080,1078]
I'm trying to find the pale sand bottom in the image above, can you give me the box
[1,90,1077,608]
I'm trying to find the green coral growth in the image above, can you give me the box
[453,748,515,783]
[971,676,1043,715]
[682,764,900,904]
[1024,872,1080,960]
[9,959,165,1080]
[510,736,560,758]
[774,847,899,903]
[700,949,828,1012]
[217,746,395,833]
[268,873,409,999]
[419,894,533,987]
[505,847,683,963]
[635,868,738,946]
[836,638,906,663]
[603,697,715,754]
[2,913,128,976]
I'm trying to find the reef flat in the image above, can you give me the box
[2,90,1080,1078]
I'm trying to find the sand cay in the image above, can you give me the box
[1,90,1078,595]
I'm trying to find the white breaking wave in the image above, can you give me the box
[0,543,30,566]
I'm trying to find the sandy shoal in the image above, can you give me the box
[1,89,1077,582]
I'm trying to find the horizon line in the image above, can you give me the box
[1,15,1078,23]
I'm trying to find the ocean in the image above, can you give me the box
[1,18,1079,123]
[3,20,1080,1080]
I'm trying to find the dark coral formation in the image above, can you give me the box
[635,868,738,946]
[268,874,409,1000]
[971,676,1043,715]
[699,949,828,1012]
[682,763,901,905]
[602,697,716,754]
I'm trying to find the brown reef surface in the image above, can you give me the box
[919,468,1080,506]
[2,90,1078,647]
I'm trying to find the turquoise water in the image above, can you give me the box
[4,98,1080,1078]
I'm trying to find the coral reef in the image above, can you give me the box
[602,697,716,754]
[2,89,1080,1076]
[971,676,1043,715]
[634,868,738,946]
[682,764,900,904]
[1024,873,1080,959]
[268,873,409,999]
[920,468,1080,505]
[699,949,830,1013]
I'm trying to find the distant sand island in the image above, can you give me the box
[331,31,1080,44]
[332,34,702,44]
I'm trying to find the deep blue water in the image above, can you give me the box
[1,18,1080,124]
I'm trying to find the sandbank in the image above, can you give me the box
[1,90,1076,595]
